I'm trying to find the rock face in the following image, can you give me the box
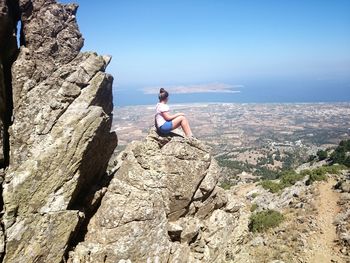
[0,0,117,262]
[69,129,242,263]
[335,173,350,259]
[1,1,242,262]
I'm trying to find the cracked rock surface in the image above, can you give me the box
[68,129,242,263]
[0,0,117,262]
[1,1,243,262]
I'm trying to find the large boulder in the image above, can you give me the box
[1,0,117,262]
[69,129,241,263]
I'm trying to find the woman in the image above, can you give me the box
[155,88,193,137]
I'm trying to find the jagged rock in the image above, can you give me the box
[1,0,117,262]
[339,181,350,193]
[5,211,80,263]
[69,129,241,263]
[334,191,350,259]
[253,181,311,212]
[250,236,265,247]
[0,225,4,256]
[177,217,202,244]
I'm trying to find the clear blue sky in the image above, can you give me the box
[60,0,350,95]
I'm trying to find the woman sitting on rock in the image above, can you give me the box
[155,88,193,137]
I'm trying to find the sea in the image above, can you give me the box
[113,80,350,107]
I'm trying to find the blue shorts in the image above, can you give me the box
[159,121,173,134]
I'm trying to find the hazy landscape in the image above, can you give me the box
[1,0,349,262]
[113,102,350,183]
[112,102,350,261]
[114,101,350,181]
[113,102,350,155]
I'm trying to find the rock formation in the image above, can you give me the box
[0,0,117,262]
[335,174,350,257]
[68,129,242,263]
[0,1,243,262]
[3,1,347,262]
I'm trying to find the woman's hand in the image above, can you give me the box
[177,112,185,117]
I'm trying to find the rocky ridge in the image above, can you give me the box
[1,1,349,263]
[68,129,244,263]
[226,170,350,263]
[335,174,350,257]
[0,1,244,262]
[0,0,117,262]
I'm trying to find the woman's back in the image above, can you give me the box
[155,102,169,128]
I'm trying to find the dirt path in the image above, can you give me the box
[308,178,343,263]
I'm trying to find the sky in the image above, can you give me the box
[60,0,350,103]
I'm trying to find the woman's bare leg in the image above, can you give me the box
[172,116,192,137]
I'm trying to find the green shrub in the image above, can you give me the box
[250,203,258,212]
[220,181,232,190]
[317,150,328,161]
[251,193,259,198]
[321,164,347,175]
[254,166,280,180]
[330,139,350,167]
[304,166,327,185]
[249,210,284,233]
[279,170,304,187]
[308,155,317,162]
[306,172,327,185]
[300,169,310,177]
[260,170,305,193]
[260,180,282,193]
[216,157,254,172]
[302,165,347,185]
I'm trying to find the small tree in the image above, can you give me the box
[317,150,328,161]
[249,210,284,232]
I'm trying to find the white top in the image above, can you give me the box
[155,102,169,127]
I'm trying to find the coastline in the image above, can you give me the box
[113,101,350,109]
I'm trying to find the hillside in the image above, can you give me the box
[0,1,349,263]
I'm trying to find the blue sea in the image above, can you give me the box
[113,79,350,107]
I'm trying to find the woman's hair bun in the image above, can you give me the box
[158,88,169,101]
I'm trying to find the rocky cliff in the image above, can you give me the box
[2,1,349,263]
[0,1,243,262]
[0,0,117,262]
[68,129,243,263]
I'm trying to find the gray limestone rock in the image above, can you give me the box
[340,181,350,193]
[0,0,245,262]
[0,0,117,262]
[68,129,240,263]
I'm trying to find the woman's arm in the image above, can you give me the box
[161,111,184,121]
